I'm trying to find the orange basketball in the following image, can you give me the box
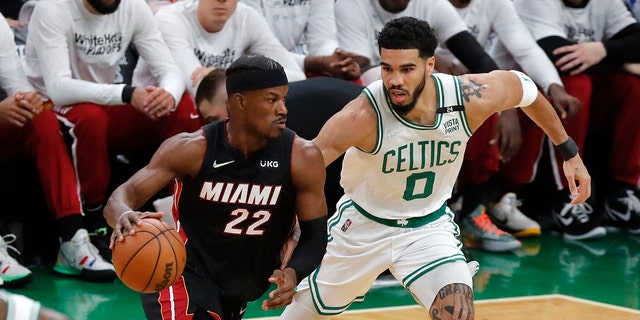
[112,218,186,293]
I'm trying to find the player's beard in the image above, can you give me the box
[389,75,426,116]
[86,0,121,14]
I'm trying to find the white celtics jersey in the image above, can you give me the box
[340,74,472,220]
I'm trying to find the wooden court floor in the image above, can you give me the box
[248,295,640,320]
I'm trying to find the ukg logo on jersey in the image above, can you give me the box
[74,32,123,55]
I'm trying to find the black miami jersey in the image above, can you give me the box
[175,120,296,302]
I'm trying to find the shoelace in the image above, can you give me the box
[75,232,102,257]
[505,194,524,216]
[569,203,594,224]
[620,190,640,214]
[473,212,508,235]
[0,234,22,259]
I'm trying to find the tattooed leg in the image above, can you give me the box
[429,283,474,320]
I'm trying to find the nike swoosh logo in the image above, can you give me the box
[189,113,199,119]
[212,160,235,168]
[386,129,402,138]
[606,203,632,221]
[555,204,574,226]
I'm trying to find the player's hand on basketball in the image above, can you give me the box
[563,154,591,205]
[110,211,164,248]
[262,267,297,310]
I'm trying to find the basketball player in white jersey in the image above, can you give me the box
[280,16,591,320]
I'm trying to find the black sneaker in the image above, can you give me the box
[552,189,606,240]
[89,226,112,263]
[603,188,640,234]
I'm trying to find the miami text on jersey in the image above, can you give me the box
[199,182,282,205]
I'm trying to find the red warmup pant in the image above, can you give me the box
[503,73,640,190]
[458,113,500,191]
[501,76,592,190]
[589,73,640,186]
[498,109,546,190]
[55,94,201,205]
[0,110,82,219]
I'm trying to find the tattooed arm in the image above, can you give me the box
[459,70,591,204]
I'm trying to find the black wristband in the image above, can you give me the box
[121,85,136,104]
[556,137,579,161]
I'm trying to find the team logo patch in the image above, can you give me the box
[341,219,352,232]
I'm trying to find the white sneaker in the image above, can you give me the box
[488,193,541,238]
[0,234,32,287]
[467,260,480,277]
[53,229,116,282]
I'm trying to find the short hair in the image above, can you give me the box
[225,55,288,94]
[195,68,226,107]
[377,16,438,59]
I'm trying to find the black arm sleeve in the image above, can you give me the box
[603,23,640,62]
[538,36,623,75]
[445,31,499,73]
[287,216,328,284]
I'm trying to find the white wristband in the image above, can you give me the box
[118,210,135,222]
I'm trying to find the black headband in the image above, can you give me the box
[226,67,288,94]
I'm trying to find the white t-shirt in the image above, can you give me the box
[514,0,636,43]
[25,0,184,106]
[436,0,561,93]
[0,12,33,95]
[241,0,339,68]
[335,0,468,66]
[135,0,305,97]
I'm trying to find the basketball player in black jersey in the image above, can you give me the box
[103,55,329,320]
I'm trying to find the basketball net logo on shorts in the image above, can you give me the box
[341,219,352,232]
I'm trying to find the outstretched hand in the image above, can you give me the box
[562,155,591,205]
[261,267,297,311]
[109,211,165,249]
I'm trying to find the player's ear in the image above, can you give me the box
[230,93,246,109]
